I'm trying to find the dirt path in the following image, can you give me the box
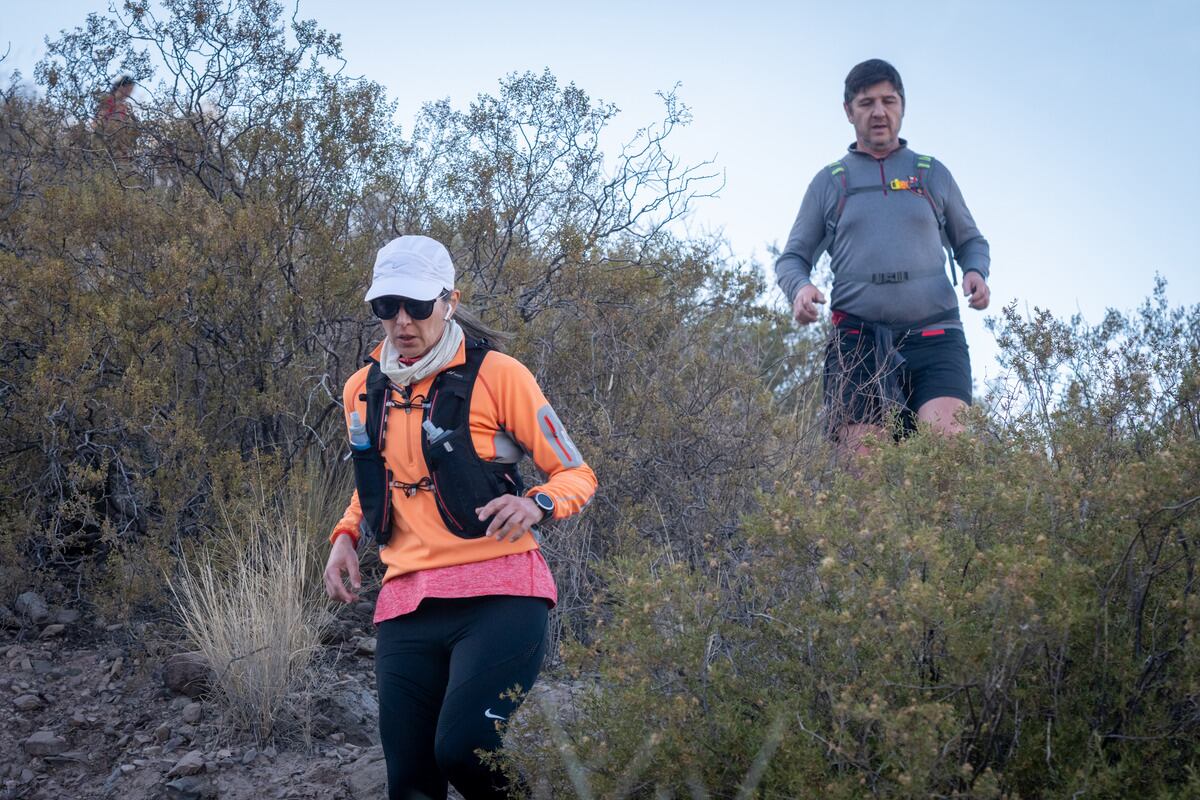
[1,595,398,799]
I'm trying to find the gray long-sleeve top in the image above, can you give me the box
[775,142,990,327]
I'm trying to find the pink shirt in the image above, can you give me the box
[373,549,558,624]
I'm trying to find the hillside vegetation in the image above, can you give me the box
[1,2,1196,797]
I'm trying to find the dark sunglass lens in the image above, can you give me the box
[404,298,437,320]
[371,296,439,320]
[370,296,402,319]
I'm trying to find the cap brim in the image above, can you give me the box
[364,276,445,302]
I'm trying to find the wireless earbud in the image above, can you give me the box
[444,308,453,321]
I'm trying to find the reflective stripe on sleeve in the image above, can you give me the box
[537,404,583,468]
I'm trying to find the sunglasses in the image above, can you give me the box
[370,295,439,321]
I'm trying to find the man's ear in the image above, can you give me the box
[844,102,853,122]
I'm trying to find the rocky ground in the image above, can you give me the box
[0,589,432,799]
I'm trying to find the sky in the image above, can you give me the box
[4,0,1199,381]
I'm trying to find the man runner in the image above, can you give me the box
[776,58,991,454]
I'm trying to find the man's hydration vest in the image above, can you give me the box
[814,150,960,286]
[349,338,525,545]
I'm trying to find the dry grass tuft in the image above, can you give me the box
[169,475,332,741]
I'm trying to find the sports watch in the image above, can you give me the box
[530,491,555,522]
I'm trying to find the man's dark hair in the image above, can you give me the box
[844,59,904,105]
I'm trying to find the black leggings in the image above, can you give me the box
[375,595,549,800]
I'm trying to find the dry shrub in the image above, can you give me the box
[169,478,330,741]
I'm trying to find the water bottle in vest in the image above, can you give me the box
[347,411,371,451]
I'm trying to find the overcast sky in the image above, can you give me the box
[5,0,1198,381]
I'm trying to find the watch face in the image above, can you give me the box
[534,493,554,513]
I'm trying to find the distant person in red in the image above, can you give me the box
[95,76,136,152]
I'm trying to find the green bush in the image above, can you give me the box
[506,298,1200,798]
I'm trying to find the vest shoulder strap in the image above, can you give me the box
[911,152,959,285]
[425,339,491,431]
[363,358,389,450]
[362,338,494,450]
[810,159,850,269]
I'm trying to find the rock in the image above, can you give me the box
[163,652,211,698]
[314,685,379,747]
[103,764,124,792]
[263,745,277,759]
[20,768,35,783]
[14,592,50,624]
[166,749,205,778]
[346,746,387,798]
[241,747,258,765]
[31,659,53,675]
[310,712,337,738]
[154,723,171,743]
[120,764,136,774]
[354,636,377,656]
[165,775,217,799]
[39,623,66,639]
[54,608,81,625]
[164,736,186,752]
[177,723,196,738]
[13,694,42,712]
[47,750,89,765]
[181,702,202,724]
[319,611,354,644]
[0,604,18,629]
[23,730,68,757]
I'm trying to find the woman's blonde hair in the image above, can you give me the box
[444,290,510,352]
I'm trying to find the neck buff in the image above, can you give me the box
[380,319,464,387]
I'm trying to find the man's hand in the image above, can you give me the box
[477,495,543,543]
[963,272,990,310]
[792,284,827,324]
[323,534,361,604]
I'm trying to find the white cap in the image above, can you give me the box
[364,235,455,302]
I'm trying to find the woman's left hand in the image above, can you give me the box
[477,495,543,542]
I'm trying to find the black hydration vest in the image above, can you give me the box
[349,338,524,545]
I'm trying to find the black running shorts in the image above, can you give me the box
[823,325,972,434]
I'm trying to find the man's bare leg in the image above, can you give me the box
[917,396,968,435]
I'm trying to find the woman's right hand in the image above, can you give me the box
[323,533,361,604]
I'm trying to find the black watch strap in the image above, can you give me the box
[531,491,555,521]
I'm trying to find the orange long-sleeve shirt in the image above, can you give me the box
[332,340,597,583]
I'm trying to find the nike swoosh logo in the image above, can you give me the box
[483,708,506,721]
